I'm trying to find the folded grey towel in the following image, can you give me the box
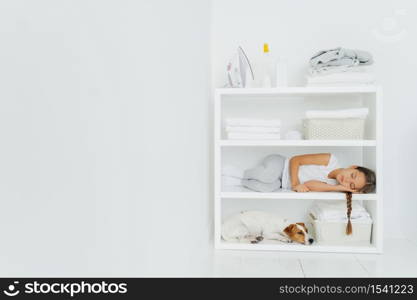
[310,47,373,71]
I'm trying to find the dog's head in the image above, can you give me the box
[284,223,314,245]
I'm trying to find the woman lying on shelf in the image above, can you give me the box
[239,153,376,193]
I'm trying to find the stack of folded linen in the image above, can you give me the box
[307,47,375,86]
[305,108,369,120]
[225,118,281,140]
[309,201,371,222]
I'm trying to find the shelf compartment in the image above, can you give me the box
[221,188,377,201]
[219,140,377,147]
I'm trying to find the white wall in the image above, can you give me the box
[212,0,417,238]
[0,0,211,276]
[1,0,415,276]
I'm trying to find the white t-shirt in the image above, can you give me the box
[281,154,339,190]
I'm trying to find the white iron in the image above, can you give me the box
[226,46,254,88]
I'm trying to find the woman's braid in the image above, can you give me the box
[346,192,353,235]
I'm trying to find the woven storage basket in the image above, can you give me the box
[303,118,365,140]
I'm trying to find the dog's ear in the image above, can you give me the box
[284,224,295,236]
[296,222,308,233]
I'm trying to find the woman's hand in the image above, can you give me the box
[302,180,356,193]
[335,185,356,193]
[292,184,310,193]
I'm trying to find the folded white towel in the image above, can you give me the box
[310,201,371,221]
[227,132,281,140]
[307,72,375,84]
[310,211,372,222]
[311,208,370,221]
[305,108,369,119]
[321,215,372,222]
[313,200,368,212]
[309,65,373,76]
[226,126,280,133]
[307,82,374,87]
[225,118,281,127]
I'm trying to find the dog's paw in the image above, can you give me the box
[250,240,259,244]
[256,236,264,242]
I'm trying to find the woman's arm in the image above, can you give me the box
[289,153,331,188]
[304,180,354,192]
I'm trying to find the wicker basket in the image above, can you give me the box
[303,118,365,140]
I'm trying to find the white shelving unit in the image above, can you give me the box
[214,86,383,253]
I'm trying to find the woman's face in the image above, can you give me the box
[336,167,366,191]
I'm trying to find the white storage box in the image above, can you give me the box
[303,118,365,140]
[309,214,372,246]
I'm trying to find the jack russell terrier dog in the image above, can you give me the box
[222,210,314,245]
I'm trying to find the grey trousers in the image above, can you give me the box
[242,154,286,192]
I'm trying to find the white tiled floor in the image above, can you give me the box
[1,238,417,277]
[213,251,304,277]
[209,238,417,277]
[354,239,417,277]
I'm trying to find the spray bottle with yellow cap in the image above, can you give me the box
[261,43,274,88]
